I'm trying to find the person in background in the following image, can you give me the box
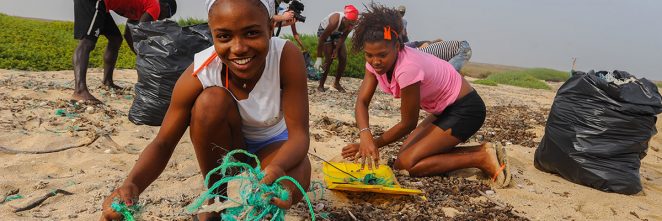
[313,5,359,92]
[272,4,305,51]
[341,3,508,187]
[72,0,175,103]
[418,40,472,72]
[397,5,409,43]
[405,38,471,72]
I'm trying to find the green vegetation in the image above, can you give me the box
[473,79,498,86]
[0,14,367,76]
[485,71,551,90]
[520,68,569,82]
[0,14,568,91]
[656,81,662,88]
[461,62,525,78]
[176,17,207,26]
[282,34,365,78]
[468,66,568,90]
[0,13,135,71]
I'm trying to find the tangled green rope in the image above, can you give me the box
[324,171,394,186]
[187,149,315,221]
[110,199,141,221]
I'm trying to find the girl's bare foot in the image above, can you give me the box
[495,143,512,186]
[482,143,507,188]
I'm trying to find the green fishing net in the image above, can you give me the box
[186,149,315,221]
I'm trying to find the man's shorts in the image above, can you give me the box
[73,0,121,40]
[317,27,343,44]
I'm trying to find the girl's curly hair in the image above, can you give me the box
[351,3,404,53]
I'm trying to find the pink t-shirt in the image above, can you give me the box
[366,46,462,115]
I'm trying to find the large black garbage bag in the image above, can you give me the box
[127,20,213,126]
[534,70,662,194]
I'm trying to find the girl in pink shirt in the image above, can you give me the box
[342,3,509,187]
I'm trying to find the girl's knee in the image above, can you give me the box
[394,154,416,171]
[191,87,236,124]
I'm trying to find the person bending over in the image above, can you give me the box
[341,4,508,186]
[100,0,311,219]
[313,5,359,92]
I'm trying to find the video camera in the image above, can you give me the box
[282,0,306,23]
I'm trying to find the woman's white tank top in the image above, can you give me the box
[193,37,287,142]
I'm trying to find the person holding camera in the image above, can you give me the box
[272,0,306,51]
[313,5,359,92]
[72,0,176,103]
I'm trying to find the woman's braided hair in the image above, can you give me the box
[351,3,404,53]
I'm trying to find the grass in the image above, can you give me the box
[520,68,569,82]
[467,65,568,90]
[282,34,366,78]
[0,13,135,71]
[176,17,207,26]
[473,79,498,86]
[1,13,566,91]
[0,14,367,76]
[485,71,551,90]
[461,62,525,79]
[656,81,662,88]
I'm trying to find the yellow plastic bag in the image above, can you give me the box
[322,162,423,196]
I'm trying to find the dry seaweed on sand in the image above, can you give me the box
[290,175,528,221]
[290,143,528,221]
[469,105,548,148]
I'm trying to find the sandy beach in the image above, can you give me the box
[1,69,660,220]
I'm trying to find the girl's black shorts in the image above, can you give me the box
[432,90,486,142]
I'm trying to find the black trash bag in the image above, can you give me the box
[127,20,213,126]
[534,70,662,194]
[302,51,320,80]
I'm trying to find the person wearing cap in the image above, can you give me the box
[72,0,176,103]
[397,5,409,43]
[313,5,359,92]
[99,0,311,219]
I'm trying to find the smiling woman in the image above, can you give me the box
[99,0,311,220]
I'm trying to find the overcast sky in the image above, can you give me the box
[1,0,660,80]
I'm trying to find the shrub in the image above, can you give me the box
[177,17,207,26]
[283,34,366,78]
[522,68,570,82]
[0,13,135,71]
[473,79,498,86]
[486,72,550,90]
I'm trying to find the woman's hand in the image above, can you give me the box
[100,182,140,221]
[358,137,380,170]
[341,143,359,161]
[260,165,293,209]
